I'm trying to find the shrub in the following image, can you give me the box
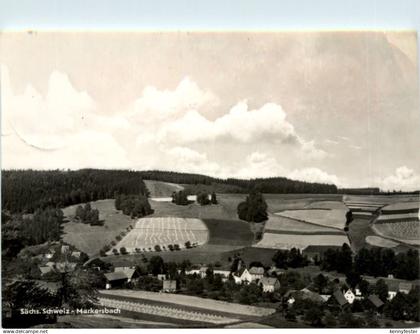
[174,244,180,251]
[185,241,192,249]
[116,235,122,241]
[154,245,162,252]
[111,240,116,246]
[112,249,119,255]
[120,247,128,255]
[168,244,174,251]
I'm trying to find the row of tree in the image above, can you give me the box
[319,244,420,280]
[2,169,149,213]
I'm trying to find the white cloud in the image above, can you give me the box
[376,166,420,191]
[288,167,340,185]
[235,152,287,179]
[1,65,130,168]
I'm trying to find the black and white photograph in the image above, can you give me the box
[1,3,420,331]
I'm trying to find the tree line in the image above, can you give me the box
[319,244,419,280]
[138,170,338,194]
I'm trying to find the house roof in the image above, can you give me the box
[104,271,128,281]
[332,290,348,306]
[368,294,384,308]
[39,266,53,275]
[249,267,264,275]
[235,267,247,277]
[199,266,208,273]
[399,282,413,291]
[122,268,137,279]
[260,277,278,286]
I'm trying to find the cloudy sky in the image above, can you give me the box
[1,32,419,190]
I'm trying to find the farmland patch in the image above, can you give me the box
[365,236,399,248]
[276,208,347,230]
[253,233,349,250]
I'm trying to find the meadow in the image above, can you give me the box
[62,199,135,256]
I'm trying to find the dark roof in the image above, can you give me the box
[332,290,348,306]
[104,272,128,281]
[368,294,384,308]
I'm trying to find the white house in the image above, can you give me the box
[259,277,280,292]
[234,268,253,284]
[343,289,355,304]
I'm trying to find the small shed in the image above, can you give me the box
[162,279,177,292]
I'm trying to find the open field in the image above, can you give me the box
[253,232,349,250]
[365,236,399,248]
[62,199,134,256]
[264,214,340,233]
[264,194,342,213]
[144,180,184,197]
[111,217,209,253]
[276,208,347,230]
[100,290,276,317]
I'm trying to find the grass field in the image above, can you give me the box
[253,232,349,250]
[276,208,347,230]
[264,215,339,233]
[62,199,134,256]
[144,180,184,197]
[365,236,399,248]
[111,217,209,253]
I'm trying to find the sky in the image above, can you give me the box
[1,31,419,191]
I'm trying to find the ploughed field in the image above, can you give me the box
[110,217,209,253]
[372,200,420,246]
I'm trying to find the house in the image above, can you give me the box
[331,290,348,307]
[61,245,70,254]
[399,282,412,294]
[343,289,355,304]
[39,265,54,276]
[71,251,81,258]
[157,274,167,281]
[233,268,253,284]
[259,277,280,292]
[249,267,264,281]
[388,290,397,300]
[199,266,208,278]
[320,294,331,302]
[367,294,384,310]
[213,270,230,278]
[104,268,139,289]
[162,279,177,292]
[104,272,129,289]
[284,288,324,304]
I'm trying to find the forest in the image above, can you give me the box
[2,169,149,213]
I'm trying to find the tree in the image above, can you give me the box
[197,192,211,206]
[313,273,329,294]
[119,247,128,255]
[211,192,218,204]
[374,279,389,302]
[154,245,162,252]
[304,306,324,326]
[237,190,268,223]
[148,256,164,276]
[345,270,361,289]
[185,241,192,249]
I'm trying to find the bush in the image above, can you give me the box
[168,244,174,251]
[120,247,128,255]
[135,248,141,253]
[111,240,116,246]
[116,235,122,241]
[99,249,107,257]
[174,244,180,251]
[112,249,119,255]
[237,190,268,223]
[185,241,192,249]
[154,245,162,252]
